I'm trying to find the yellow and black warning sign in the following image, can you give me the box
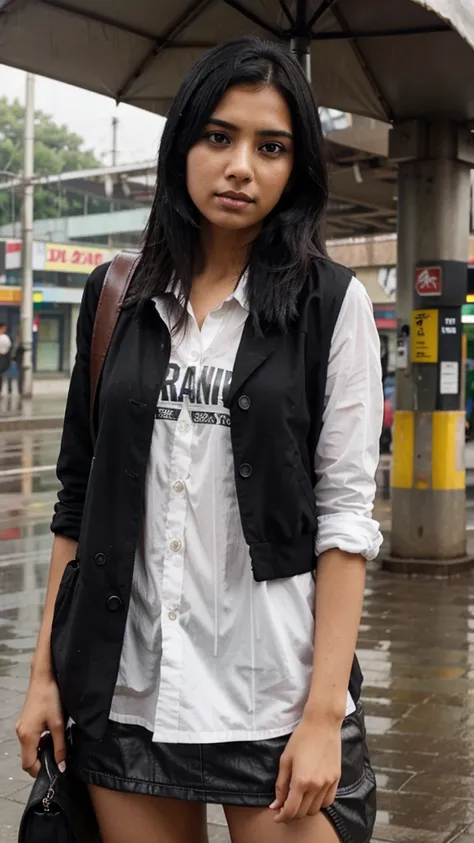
[411,309,439,363]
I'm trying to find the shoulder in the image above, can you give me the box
[84,261,111,301]
[343,275,373,311]
[305,256,354,313]
[312,258,374,316]
[313,256,353,289]
[79,261,111,322]
[332,275,379,348]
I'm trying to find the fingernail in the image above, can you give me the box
[269,800,278,809]
[58,761,66,773]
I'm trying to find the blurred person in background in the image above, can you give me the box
[0,321,12,397]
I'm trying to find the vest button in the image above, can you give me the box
[95,552,106,566]
[238,395,251,411]
[107,595,122,612]
[239,463,252,478]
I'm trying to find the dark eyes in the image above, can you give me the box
[205,132,285,156]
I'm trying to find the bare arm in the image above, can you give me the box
[304,550,366,722]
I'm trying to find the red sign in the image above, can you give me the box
[415,266,442,296]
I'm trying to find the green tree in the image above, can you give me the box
[0,96,110,227]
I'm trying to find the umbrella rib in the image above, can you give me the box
[308,0,339,32]
[330,5,394,122]
[312,24,451,40]
[221,0,283,38]
[278,0,294,28]
[35,0,164,41]
[116,0,215,102]
[0,0,22,12]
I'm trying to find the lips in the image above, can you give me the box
[216,191,255,209]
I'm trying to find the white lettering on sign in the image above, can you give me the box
[441,316,458,336]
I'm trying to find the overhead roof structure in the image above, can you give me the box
[1,0,474,124]
[2,1,472,239]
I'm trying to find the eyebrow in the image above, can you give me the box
[207,117,293,141]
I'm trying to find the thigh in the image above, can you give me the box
[89,785,208,843]
[224,805,340,843]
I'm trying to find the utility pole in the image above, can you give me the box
[112,116,118,167]
[108,116,118,247]
[21,73,35,399]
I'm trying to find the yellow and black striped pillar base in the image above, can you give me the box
[384,409,473,574]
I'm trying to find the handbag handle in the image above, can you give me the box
[89,252,139,439]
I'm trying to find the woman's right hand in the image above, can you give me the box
[15,674,66,778]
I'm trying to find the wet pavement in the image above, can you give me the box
[0,394,66,433]
[2,432,474,841]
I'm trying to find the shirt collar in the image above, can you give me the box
[227,270,249,311]
[162,270,249,313]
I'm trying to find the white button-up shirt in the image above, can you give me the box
[109,276,383,744]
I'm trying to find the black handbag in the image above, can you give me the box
[18,732,101,843]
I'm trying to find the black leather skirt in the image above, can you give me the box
[70,703,376,843]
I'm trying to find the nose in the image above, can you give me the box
[224,141,254,183]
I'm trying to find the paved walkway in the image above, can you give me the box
[2,546,474,841]
[2,427,474,840]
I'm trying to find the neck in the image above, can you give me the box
[198,221,257,286]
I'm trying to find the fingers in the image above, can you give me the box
[274,784,304,823]
[50,717,67,773]
[269,754,291,811]
[16,722,41,779]
[321,781,338,809]
[298,790,318,819]
[274,778,339,823]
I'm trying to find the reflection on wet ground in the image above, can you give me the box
[1,433,474,841]
[0,395,66,420]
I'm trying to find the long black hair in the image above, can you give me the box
[128,36,328,330]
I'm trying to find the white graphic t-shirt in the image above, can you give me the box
[110,276,382,743]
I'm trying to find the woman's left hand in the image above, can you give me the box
[270,712,342,823]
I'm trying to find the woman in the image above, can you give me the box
[16,37,382,843]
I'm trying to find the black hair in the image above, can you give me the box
[0,322,6,330]
[128,36,328,330]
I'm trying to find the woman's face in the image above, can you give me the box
[186,84,294,234]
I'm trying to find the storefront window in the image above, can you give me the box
[36,315,62,372]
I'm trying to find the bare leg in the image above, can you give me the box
[89,785,209,843]
[224,805,341,843]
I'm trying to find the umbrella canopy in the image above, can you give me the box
[1,0,474,124]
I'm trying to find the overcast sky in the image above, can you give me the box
[0,64,166,166]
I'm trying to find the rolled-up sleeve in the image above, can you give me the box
[315,277,383,560]
[50,263,108,540]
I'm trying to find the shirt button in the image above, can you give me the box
[168,611,178,621]
[173,480,185,493]
[178,421,190,434]
[170,539,182,552]
[238,395,251,411]
[107,595,122,612]
[239,463,252,478]
[189,350,200,363]
[95,552,106,566]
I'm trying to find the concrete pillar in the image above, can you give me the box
[386,120,474,574]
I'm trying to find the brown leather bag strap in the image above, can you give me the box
[90,251,140,438]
